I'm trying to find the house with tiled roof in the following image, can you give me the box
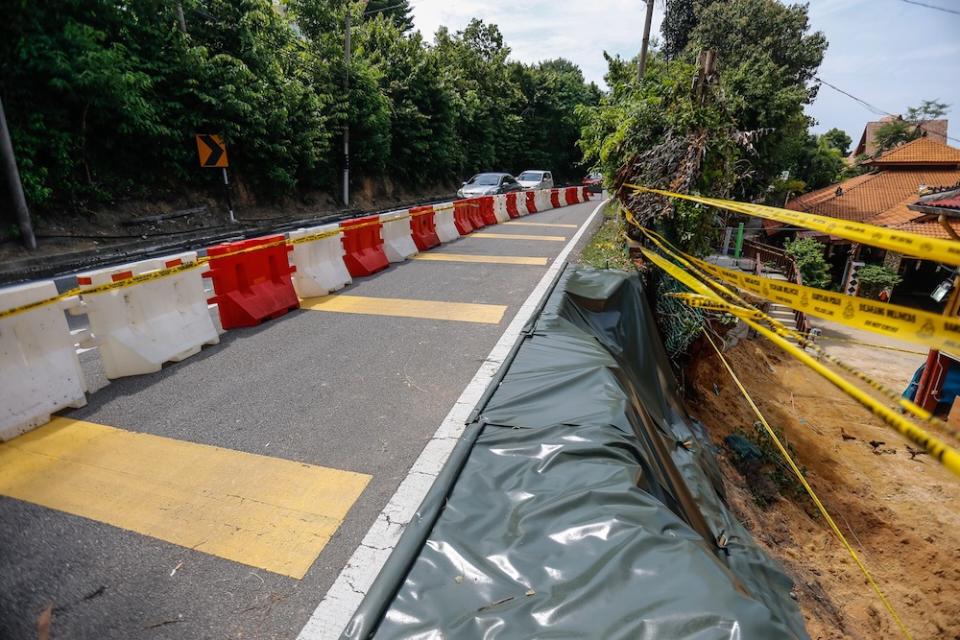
[851,116,948,158]
[772,136,960,307]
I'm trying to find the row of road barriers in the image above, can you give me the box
[0,186,591,439]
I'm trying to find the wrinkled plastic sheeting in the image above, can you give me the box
[349,267,809,639]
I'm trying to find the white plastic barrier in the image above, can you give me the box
[76,251,219,379]
[536,189,553,212]
[289,223,352,298]
[1,281,87,440]
[434,204,460,242]
[380,211,419,262]
[492,195,511,223]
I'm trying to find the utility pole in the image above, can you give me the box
[342,10,351,207]
[637,0,655,83]
[0,95,36,250]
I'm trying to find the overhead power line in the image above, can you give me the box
[815,76,960,146]
[897,0,960,15]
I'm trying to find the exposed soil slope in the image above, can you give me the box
[686,337,960,640]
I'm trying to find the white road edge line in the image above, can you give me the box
[296,198,609,640]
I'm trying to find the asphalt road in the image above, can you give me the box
[0,197,603,640]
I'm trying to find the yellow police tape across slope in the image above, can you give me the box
[627,184,960,267]
[624,214,960,442]
[641,247,960,479]
[688,255,960,356]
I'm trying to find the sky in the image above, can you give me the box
[409,0,960,142]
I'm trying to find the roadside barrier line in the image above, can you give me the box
[2,199,590,320]
[627,184,960,267]
[702,331,913,640]
[643,247,960,478]
[296,197,608,640]
[628,215,960,443]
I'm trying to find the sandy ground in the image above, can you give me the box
[685,323,960,640]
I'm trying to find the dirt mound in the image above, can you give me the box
[686,337,960,640]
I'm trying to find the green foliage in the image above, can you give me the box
[784,237,830,289]
[857,264,902,299]
[580,204,634,270]
[1,3,598,213]
[873,99,952,155]
[821,127,852,156]
[579,0,826,256]
[661,0,718,59]
[363,0,413,32]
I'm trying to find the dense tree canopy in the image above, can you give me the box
[579,0,827,254]
[1,2,599,214]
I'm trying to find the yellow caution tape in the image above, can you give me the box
[634,221,960,443]
[686,253,960,356]
[642,247,960,478]
[627,184,960,267]
[701,330,914,640]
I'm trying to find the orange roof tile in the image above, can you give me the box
[867,138,960,166]
[786,169,960,223]
[892,218,960,240]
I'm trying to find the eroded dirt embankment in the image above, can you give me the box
[686,337,960,640]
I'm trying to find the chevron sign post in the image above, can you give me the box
[195,134,235,223]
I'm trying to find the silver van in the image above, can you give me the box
[516,170,554,190]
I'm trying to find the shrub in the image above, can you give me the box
[857,264,902,299]
[784,237,830,289]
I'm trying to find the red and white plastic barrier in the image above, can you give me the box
[341,216,390,277]
[75,251,219,379]
[0,281,87,440]
[289,223,353,298]
[524,191,538,214]
[492,195,511,223]
[409,206,441,251]
[535,189,553,212]
[380,211,419,263]
[434,205,460,243]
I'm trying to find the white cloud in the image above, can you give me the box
[410,0,663,86]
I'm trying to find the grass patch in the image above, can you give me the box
[580,203,634,270]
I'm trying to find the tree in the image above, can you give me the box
[363,0,413,33]
[784,237,830,289]
[857,264,901,300]
[821,127,851,156]
[661,0,720,60]
[873,99,950,154]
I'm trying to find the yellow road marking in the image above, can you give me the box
[301,295,506,324]
[471,233,566,242]
[504,221,578,229]
[0,418,370,579]
[412,253,547,266]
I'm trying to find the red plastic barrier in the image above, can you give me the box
[478,196,498,226]
[564,187,579,205]
[340,215,389,277]
[204,235,298,329]
[581,186,590,201]
[453,199,475,235]
[504,193,520,218]
[550,189,562,208]
[409,206,441,251]
[524,191,537,214]
[465,199,487,229]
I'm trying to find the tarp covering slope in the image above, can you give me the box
[344,266,809,639]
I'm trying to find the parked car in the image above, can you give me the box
[583,172,602,193]
[457,173,524,198]
[515,170,554,190]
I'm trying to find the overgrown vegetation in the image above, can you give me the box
[579,0,828,255]
[1,1,600,214]
[578,0,827,354]
[784,237,831,289]
[857,264,902,299]
[725,422,807,508]
[873,99,949,155]
[580,204,634,271]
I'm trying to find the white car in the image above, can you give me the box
[516,170,554,190]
